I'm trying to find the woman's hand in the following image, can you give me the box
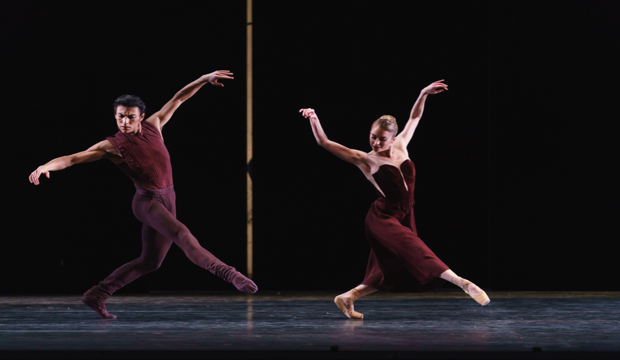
[299,108,319,121]
[29,166,50,185]
[202,70,234,87]
[422,80,448,95]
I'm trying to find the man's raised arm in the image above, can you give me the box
[147,70,234,131]
[29,140,121,185]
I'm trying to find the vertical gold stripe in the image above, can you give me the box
[246,0,253,279]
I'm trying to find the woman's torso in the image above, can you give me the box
[361,148,415,212]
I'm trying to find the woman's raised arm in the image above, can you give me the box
[300,108,368,167]
[395,80,448,148]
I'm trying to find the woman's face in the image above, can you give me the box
[369,126,396,152]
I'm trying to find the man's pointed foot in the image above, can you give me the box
[232,273,258,294]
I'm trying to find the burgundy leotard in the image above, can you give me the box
[361,159,449,292]
[106,120,173,190]
[81,120,255,319]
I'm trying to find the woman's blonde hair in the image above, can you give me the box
[371,115,398,137]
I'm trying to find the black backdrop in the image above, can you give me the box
[3,1,617,294]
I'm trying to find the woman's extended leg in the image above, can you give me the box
[440,269,490,306]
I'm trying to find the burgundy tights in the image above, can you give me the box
[82,186,257,319]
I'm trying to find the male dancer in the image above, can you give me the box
[29,70,257,319]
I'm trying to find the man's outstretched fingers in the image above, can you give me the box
[30,171,38,184]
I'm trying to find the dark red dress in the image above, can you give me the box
[361,159,449,292]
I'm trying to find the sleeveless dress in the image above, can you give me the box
[361,159,449,292]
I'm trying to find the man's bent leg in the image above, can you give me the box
[82,225,173,319]
[143,198,257,294]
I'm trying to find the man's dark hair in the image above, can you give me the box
[113,94,146,115]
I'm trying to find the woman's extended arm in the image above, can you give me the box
[300,108,368,167]
[395,80,448,148]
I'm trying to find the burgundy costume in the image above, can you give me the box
[82,121,255,319]
[361,159,449,292]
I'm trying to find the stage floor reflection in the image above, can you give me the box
[1,291,619,358]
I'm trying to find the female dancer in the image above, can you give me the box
[300,80,489,319]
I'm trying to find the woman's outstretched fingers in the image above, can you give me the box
[300,108,313,118]
[424,80,448,94]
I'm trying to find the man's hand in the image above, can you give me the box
[28,144,114,186]
[422,80,448,95]
[29,166,50,185]
[202,70,234,87]
[147,70,235,130]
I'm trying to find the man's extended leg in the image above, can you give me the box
[135,190,257,294]
[82,225,173,319]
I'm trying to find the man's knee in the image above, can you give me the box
[141,259,164,272]
[172,225,193,244]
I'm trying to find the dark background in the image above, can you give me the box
[2,1,616,294]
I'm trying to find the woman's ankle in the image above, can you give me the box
[440,269,466,288]
[354,285,377,297]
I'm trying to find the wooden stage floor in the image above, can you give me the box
[1,291,619,359]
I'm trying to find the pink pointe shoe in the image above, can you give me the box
[454,278,491,306]
[334,289,364,319]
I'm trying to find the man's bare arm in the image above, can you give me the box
[29,140,121,185]
[147,70,234,131]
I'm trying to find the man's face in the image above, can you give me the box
[115,105,144,134]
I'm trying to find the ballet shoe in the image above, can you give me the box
[232,272,258,294]
[82,287,117,319]
[334,289,364,319]
[453,278,490,306]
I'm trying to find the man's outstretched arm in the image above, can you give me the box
[29,140,120,185]
[147,70,234,131]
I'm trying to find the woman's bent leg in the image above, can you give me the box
[334,285,377,320]
[354,284,378,296]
